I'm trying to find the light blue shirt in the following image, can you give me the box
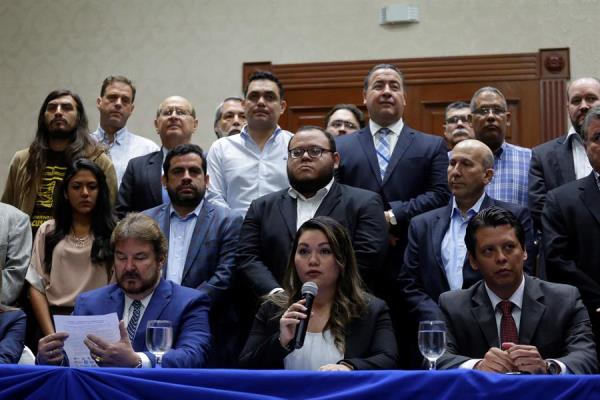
[91,126,159,187]
[206,126,292,216]
[166,201,203,284]
[441,193,486,290]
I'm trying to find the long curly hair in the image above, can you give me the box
[270,216,368,352]
[44,159,115,275]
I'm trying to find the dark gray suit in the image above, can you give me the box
[116,151,163,218]
[437,276,597,374]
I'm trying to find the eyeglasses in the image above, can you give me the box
[328,120,358,130]
[159,107,193,118]
[288,147,333,159]
[472,107,506,117]
[445,115,470,124]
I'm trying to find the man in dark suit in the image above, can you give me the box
[335,63,450,294]
[437,207,597,374]
[399,140,535,323]
[116,96,199,218]
[37,213,211,368]
[238,126,388,296]
[143,143,242,367]
[543,106,600,354]
[529,77,600,231]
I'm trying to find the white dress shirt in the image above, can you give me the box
[567,127,593,179]
[288,178,334,230]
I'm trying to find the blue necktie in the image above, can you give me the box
[127,300,142,342]
[375,128,391,180]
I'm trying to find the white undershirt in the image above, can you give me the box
[283,330,343,370]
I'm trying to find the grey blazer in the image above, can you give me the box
[0,202,31,305]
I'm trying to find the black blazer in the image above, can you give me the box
[239,294,398,370]
[116,150,163,218]
[437,276,598,374]
[528,134,576,230]
[237,182,388,295]
[398,195,536,322]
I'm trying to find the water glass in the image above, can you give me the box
[418,320,447,370]
[145,320,173,367]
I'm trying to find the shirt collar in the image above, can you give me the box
[169,199,204,219]
[493,141,507,159]
[240,125,282,142]
[95,126,129,145]
[485,275,525,310]
[567,126,585,145]
[450,192,486,219]
[124,287,154,310]
[288,177,334,201]
[369,118,404,137]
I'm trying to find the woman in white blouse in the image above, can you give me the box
[239,216,398,370]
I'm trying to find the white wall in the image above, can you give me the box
[1,0,598,185]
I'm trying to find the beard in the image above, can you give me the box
[167,185,205,208]
[116,267,160,295]
[287,166,334,197]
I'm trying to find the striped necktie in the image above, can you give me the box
[375,128,391,180]
[127,300,142,342]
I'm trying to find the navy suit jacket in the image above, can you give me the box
[437,276,598,374]
[237,182,388,295]
[398,195,536,322]
[529,134,576,231]
[0,309,25,364]
[74,279,211,368]
[116,151,163,218]
[143,201,242,306]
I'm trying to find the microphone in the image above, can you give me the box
[293,281,318,349]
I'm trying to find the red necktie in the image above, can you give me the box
[498,300,519,344]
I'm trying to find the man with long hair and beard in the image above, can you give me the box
[2,89,117,236]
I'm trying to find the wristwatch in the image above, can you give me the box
[546,360,561,375]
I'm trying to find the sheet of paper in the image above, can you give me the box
[54,313,120,368]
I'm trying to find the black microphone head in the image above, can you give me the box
[301,281,318,297]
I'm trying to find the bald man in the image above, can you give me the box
[398,139,536,323]
[116,96,199,217]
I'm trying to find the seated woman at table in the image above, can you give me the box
[26,159,115,337]
[0,304,26,364]
[239,216,398,370]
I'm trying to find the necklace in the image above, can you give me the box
[69,231,90,248]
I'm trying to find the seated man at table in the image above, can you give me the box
[437,206,597,374]
[36,213,211,368]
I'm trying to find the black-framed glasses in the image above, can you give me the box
[445,115,470,124]
[472,106,506,117]
[288,147,333,159]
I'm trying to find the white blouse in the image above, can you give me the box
[284,330,344,370]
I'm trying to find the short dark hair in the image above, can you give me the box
[290,125,336,153]
[244,71,285,99]
[214,96,244,128]
[163,143,206,176]
[364,63,404,90]
[465,206,524,256]
[100,75,136,102]
[111,213,168,261]
[582,106,600,141]
[324,104,366,129]
[445,101,470,117]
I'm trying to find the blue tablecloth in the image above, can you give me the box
[1,365,600,399]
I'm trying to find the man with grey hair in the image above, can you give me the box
[214,97,246,138]
[399,139,535,323]
[469,86,531,207]
[443,101,474,149]
[529,77,600,231]
[36,213,211,368]
[543,105,600,357]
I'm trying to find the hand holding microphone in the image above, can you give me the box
[279,282,318,350]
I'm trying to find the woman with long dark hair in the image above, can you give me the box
[239,216,397,370]
[26,159,115,336]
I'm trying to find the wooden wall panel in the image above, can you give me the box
[243,48,570,148]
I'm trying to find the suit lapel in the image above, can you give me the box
[315,182,341,217]
[554,136,576,184]
[133,279,171,350]
[109,285,126,321]
[278,191,298,239]
[147,152,163,205]
[470,283,499,348]
[383,125,415,184]
[357,128,383,185]
[518,276,546,344]
[181,203,213,282]
[581,173,600,225]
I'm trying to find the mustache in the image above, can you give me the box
[121,272,140,280]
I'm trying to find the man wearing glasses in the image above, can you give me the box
[237,126,388,298]
[470,87,531,208]
[116,96,198,217]
[324,103,365,136]
[443,101,474,150]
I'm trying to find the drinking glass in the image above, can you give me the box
[418,320,447,370]
[145,320,173,367]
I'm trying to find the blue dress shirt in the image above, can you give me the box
[166,201,203,284]
[485,142,531,207]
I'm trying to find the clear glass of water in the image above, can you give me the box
[418,320,447,370]
[145,320,173,367]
